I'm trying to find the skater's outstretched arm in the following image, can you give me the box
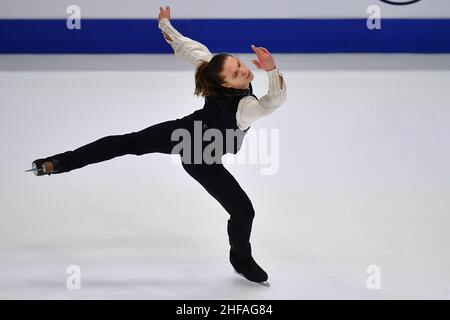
[158,6,213,68]
[236,46,287,131]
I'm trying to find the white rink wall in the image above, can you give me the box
[1,0,449,18]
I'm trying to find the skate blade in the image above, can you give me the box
[25,162,42,176]
[234,270,271,287]
[24,168,40,176]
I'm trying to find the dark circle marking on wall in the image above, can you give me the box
[379,0,422,5]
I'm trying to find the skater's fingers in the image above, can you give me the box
[251,44,263,57]
[253,45,268,55]
[159,6,171,20]
[259,47,270,55]
[252,59,262,69]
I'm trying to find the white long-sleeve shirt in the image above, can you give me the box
[158,18,287,131]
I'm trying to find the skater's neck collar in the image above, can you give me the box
[216,82,253,99]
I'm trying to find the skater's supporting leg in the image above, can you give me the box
[181,162,268,282]
[181,162,255,260]
[42,119,179,174]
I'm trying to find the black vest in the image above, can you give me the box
[201,82,258,155]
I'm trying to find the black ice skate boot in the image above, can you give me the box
[25,158,62,176]
[230,255,269,284]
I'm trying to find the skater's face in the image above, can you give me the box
[220,56,254,90]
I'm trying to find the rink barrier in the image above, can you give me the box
[1,19,449,53]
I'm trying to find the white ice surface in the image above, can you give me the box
[0,54,450,299]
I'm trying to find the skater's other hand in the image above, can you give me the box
[158,6,171,22]
[251,45,276,72]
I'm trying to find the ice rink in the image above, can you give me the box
[0,54,449,299]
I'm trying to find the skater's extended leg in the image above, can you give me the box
[33,119,180,174]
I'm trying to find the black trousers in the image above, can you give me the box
[46,117,255,261]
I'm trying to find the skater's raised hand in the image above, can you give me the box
[158,6,173,42]
[158,6,171,22]
[251,45,276,72]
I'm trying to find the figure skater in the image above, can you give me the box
[26,6,287,284]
